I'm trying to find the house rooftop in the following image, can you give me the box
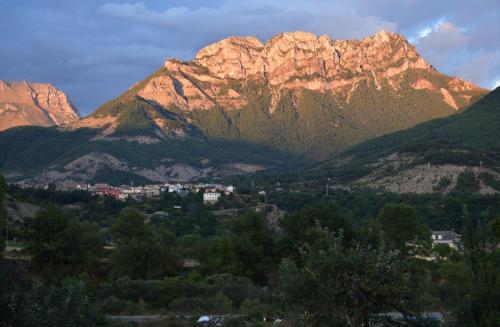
[432,231,461,242]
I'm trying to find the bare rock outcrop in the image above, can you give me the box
[0,80,79,131]
[134,30,486,111]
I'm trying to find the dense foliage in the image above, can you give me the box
[0,174,5,254]
[279,230,428,326]
[109,209,177,279]
[6,278,103,327]
[1,181,499,325]
[27,206,102,280]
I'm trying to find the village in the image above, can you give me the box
[14,181,236,204]
[12,180,463,251]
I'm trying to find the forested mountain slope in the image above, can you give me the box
[79,31,485,159]
[313,87,500,194]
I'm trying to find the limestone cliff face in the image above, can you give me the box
[86,30,488,158]
[0,80,79,131]
[194,31,430,82]
[131,30,485,111]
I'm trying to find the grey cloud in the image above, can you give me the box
[452,52,500,88]
[97,1,398,41]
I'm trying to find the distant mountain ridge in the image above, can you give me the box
[0,80,79,131]
[0,31,489,184]
[313,87,500,194]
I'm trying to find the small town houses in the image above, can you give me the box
[17,181,236,204]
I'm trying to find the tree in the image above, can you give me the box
[279,202,354,260]
[6,278,103,327]
[231,212,277,284]
[0,174,6,254]
[376,204,431,256]
[438,210,500,326]
[201,237,242,277]
[110,209,177,279]
[279,227,432,326]
[240,299,267,321]
[197,212,277,284]
[0,174,5,203]
[490,217,500,241]
[280,202,353,245]
[208,292,234,314]
[439,249,500,326]
[0,173,7,309]
[28,206,102,279]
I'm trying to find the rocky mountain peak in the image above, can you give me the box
[195,36,264,61]
[372,30,402,43]
[144,31,486,114]
[0,80,79,131]
[84,30,487,152]
[189,30,434,83]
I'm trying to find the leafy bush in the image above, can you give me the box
[454,172,480,194]
[7,278,104,327]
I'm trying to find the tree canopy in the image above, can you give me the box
[376,203,431,255]
[279,227,431,326]
[110,208,178,279]
[28,206,102,279]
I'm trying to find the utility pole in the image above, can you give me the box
[326,178,330,196]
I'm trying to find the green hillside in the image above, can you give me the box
[89,69,484,160]
[312,87,500,187]
[0,59,487,185]
[0,126,300,185]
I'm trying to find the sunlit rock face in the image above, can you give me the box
[85,30,488,158]
[129,30,485,112]
[0,80,79,131]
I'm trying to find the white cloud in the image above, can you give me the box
[418,21,469,50]
[418,27,432,38]
[409,20,498,88]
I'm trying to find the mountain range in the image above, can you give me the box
[0,31,490,186]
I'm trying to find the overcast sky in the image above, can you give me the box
[1,0,499,116]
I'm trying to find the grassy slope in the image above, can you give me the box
[312,87,500,181]
[347,86,500,156]
[0,126,301,182]
[88,67,485,160]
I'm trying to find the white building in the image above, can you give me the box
[118,193,129,201]
[203,192,221,205]
[169,183,183,193]
[432,231,462,250]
